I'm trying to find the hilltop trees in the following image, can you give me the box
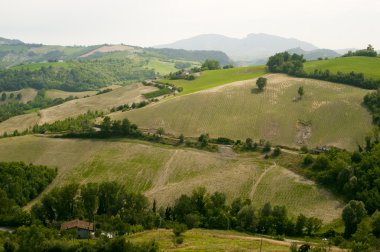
[201,59,221,70]
[256,77,267,91]
[266,52,305,75]
[343,45,377,57]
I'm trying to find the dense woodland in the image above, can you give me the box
[0,59,155,92]
[266,51,380,89]
[363,89,380,126]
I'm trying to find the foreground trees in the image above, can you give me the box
[256,77,267,91]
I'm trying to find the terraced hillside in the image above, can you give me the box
[112,74,372,150]
[0,83,156,134]
[0,135,343,222]
[304,56,380,80]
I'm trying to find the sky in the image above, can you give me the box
[1,0,379,49]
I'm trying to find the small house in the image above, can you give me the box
[61,219,94,239]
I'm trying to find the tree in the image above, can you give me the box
[100,116,112,134]
[272,147,281,157]
[298,86,304,99]
[342,200,367,238]
[201,60,220,70]
[80,183,99,219]
[237,204,257,232]
[179,134,185,144]
[262,141,271,153]
[372,210,380,237]
[1,93,6,101]
[256,77,267,91]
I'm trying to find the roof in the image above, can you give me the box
[61,219,94,231]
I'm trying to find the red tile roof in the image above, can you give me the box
[61,219,94,231]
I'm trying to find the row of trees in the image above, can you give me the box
[1,92,22,101]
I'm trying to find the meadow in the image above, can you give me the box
[304,56,380,80]
[0,135,343,222]
[112,74,372,150]
[163,66,266,95]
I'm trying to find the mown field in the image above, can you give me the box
[112,74,372,150]
[0,135,343,222]
[0,83,156,135]
[163,66,266,95]
[304,56,380,80]
[127,229,290,251]
[0,88,37,104]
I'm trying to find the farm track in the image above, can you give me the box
[249,163,275,198]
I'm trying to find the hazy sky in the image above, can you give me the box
[1,0,379,49]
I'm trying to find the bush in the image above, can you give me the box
[173,223,188,237]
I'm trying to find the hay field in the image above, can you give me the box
[0,83,156,134]
[112,74,372,150]
[0,135,342,222]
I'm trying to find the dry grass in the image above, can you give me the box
[0,84,157,135]
[0,88,37,104]
[111,74,372,150]
[0,135,343,222]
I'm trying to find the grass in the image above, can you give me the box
[112,74,372,150]
[147,58,178,75]
[0,84,157,135]
[0,88,37,104]
[163,66,266,95]
[45,89,97,99]
[0,135,343,222]
[304,56,380,80]
[127,229,291,251]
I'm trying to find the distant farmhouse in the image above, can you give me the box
[61,219,94,239]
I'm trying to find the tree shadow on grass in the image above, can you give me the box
[251,88,263,94]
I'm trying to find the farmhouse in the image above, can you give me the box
[61,219,94,239]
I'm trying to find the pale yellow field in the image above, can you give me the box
[0,83,157,135]
[45,89,97,99]
[0,135,343,222]
[111,74,372,150]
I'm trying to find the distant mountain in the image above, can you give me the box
[156,33,318,62]
[287,47,341,60]
[0,37,24,45]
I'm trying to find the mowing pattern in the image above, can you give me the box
[0,135,342,222]
[113,74,372,150]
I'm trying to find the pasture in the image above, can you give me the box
[304,56,380,80]
[0,135,343,222]
[163,65,266,95]
[112,74,372,150]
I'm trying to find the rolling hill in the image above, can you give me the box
[111,74,372,150]
[156,33,318,62]
[0,83,156,135]
[287,47,341,60]
[0,135,343,222]
[304,56,380,80]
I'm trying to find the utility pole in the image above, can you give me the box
[259,227,265,252]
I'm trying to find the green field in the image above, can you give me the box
[112,74,372,150]
[0,135,342,222]
[163,66,266,95]
[304,56,380,80]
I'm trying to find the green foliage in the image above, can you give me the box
[143,87,172,98]
[298,86,304,98]
[266,52,305,75]
[0,59,155,92]
[343,45,377,57]
[201,59,221,70]
[173,223,188,237]
[363,89,380,126]
[342,200,367,238]
[0,161,57,206]
[256,77,267,91]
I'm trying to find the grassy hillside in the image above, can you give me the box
[304,56,380,80]
[127,229,291,251]
[0,84,156,135]
[112,74,372,150]
[163,66,266,95]
[0,135,343,222]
